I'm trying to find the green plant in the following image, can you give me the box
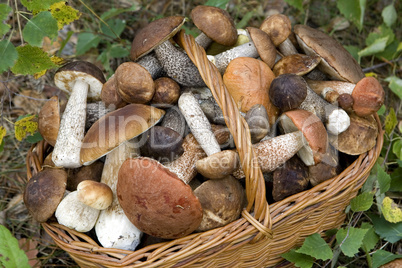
[0,224,30,268]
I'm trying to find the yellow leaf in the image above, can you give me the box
[365,72,378,78]
[50,55,65,65]
[382,197,402,223]
[14,115,38,141]
[50,1,81,30]
[0,126,6,144]
[34,69,47,79]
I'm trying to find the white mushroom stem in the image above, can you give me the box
[195,32,213,49]
[178,92,221,156]
[306,79,355,95]
[278,38,298,56]
[52,80,88,168]
[95,140,142,250]
[299,87,350,135]
[233,131,304,179]
[209,42,259,74]
[154,41,206,87]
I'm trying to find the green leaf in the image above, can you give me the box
[336,0,365,31]
[336,227,368,257]
[236,11,254,29]
[0,126,6,146]
[11,45,57,75]
[385,76,402,100]
[366,25,395,47]
[204,0,230,9]
[284,0,304,13]
[0,4,12,35]
[382,197,402,223]
[369,213,402,243]
[372,250,402,268]
[296,233,333,260]
[358,36,389,58]
[344,45,360,61]
[377,164,391,194]
[0,40,18,73]
[382,4,397,27]
[361,222,379,253]
[20,0,60,13]
[50,1,81,30]
[384,108,397,135]
[392,139,402,160]
[109,44,129,58]
[350,192,374,212]
[101,5,140,20]
[76,32,101,55]
[101,19,126,38]
[377,105,386,116]
[376,39,400,61]
[282,249,314,268]
[390,168,402,191]
[0,225,30,268]
[25,131,43,143]
[22,11,58,47]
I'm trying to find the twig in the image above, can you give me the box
[362,57,401,73]
[13,0,23,44]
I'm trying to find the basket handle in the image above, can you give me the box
[177,30,272,241]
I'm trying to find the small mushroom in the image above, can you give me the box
[130,16,205,87]
[38,96,60,147]
[260,14,298,56]
[52,61,106,168]
[273,53,321,76]
[223,57,278,126]
[115,62,155,104]
[160,106,189,138]
[294,24,365,83]
[191,5,237,49]
[150,77,180,108]
[66,160,104,191]
[269,74,350,135]
[76,180,113,210]
[117,157,203,239]
[244,104,271,143]
[308,144,340,186]
[272,155,309,201]
[23,168,67,223]
[196,150,240,179]
[101,74,128,110]
[246,27,277,69]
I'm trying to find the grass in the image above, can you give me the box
[0,0,401,267]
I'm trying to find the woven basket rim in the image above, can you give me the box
[25,32,384,268]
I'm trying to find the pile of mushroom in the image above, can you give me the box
[25,4,384,252]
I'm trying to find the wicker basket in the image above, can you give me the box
[26,32,384,267]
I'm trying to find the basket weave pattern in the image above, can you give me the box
[26,32,383,267]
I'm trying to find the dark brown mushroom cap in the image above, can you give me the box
[54,61,106,100]
[269,74,308,112]
[115,62,155,104]
[101,74,127,109]
[294,24,365,83]
[352,77,385,117]
[23,168,67,223]
[130,16,186,61]
[80,104,165,165]
[151,77,181,108]
[273,54,321,76]
[38,96,60,147]
[260,14,292,46]
[191,5,237,47]
[280,109,328,165]
[117,157,203,239]
[328,113,378,155]
[246,26,277,69]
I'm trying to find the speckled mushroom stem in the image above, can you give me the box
[178,92,221,156]
[233,131,304,179]
[154,41,206,87]
[136,53,163,79]
[209,42,259,74]
[195,32,213,49]
[52,80,88,168]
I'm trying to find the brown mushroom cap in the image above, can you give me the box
[24,168,67,222]
[115,62,155,104]
[54,61,106,100]
[273,54,321,76]
[66,160,104,191]
[260,14,292,46]
[151,77,181,108]
[130,16,186,61]
[191,5,237,46]
[328,113,378,155]
[352,77,385,117]
[223,57,278,125]
[117,157,203,239]
[77,180,113,210]
[294,24,365,83]
[196,150,240,179]
[80,104,165,165]
[194,175,245,232]
[38,96,60,146]
[280,109,328,165]
[269,74,308,112]
[246,27,277,69]
[101,74,127,109]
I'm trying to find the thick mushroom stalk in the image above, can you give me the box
[52,61,105,168]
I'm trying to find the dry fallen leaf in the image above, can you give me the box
[18,238,40,267]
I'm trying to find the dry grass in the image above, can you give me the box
[0,0,401,267]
